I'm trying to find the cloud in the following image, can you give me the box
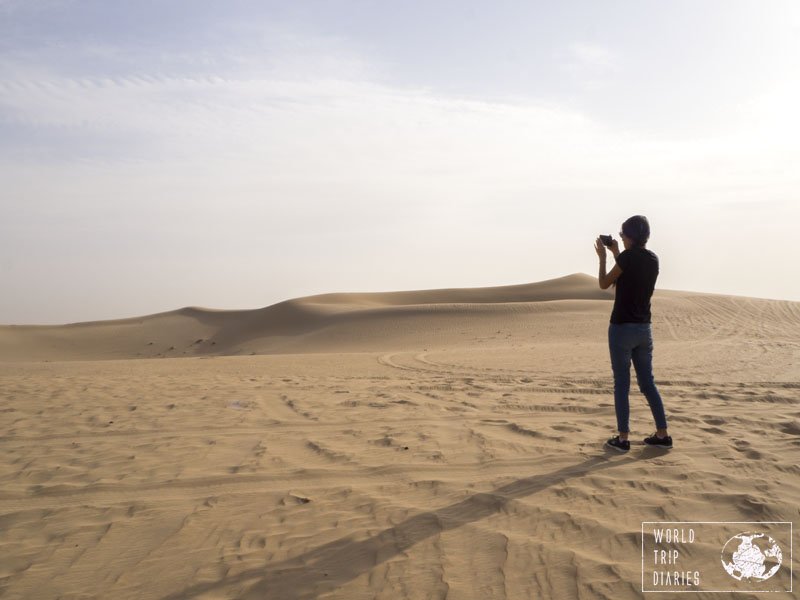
[555,41,621,94]
[3,66,795,194]
[568,42,618,71]
[3,10,800,324]
[2,25,798,219]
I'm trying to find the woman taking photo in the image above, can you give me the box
[595,215,672,452]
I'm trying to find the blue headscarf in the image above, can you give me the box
[622,215,650,246]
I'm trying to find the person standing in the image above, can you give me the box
[594,215,672,452]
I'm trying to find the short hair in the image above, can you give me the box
[622,215,650,246]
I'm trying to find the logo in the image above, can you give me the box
[721,532,782,582]
[642,521,792,593]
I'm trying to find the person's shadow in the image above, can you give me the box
[161,447,667,599]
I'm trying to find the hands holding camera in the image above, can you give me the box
[595,235,620,260]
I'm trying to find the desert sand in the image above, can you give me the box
[0,272,798,599]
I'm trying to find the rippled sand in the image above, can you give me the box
[1,274,798,599]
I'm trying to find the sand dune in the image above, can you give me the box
[0,273,798,599]
[3,272,800,369]
[0,273,613,361]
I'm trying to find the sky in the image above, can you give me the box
[1,0,799,324]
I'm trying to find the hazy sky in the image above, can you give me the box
[2,0,799,324]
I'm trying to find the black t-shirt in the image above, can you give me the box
[610,246,659,323]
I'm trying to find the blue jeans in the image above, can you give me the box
[608,322,668,433]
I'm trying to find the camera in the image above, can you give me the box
[599,234,613,247]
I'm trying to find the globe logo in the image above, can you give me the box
[720,532,782,581]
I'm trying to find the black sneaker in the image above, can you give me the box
[643,433,673,448]
[605,435,630,452]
